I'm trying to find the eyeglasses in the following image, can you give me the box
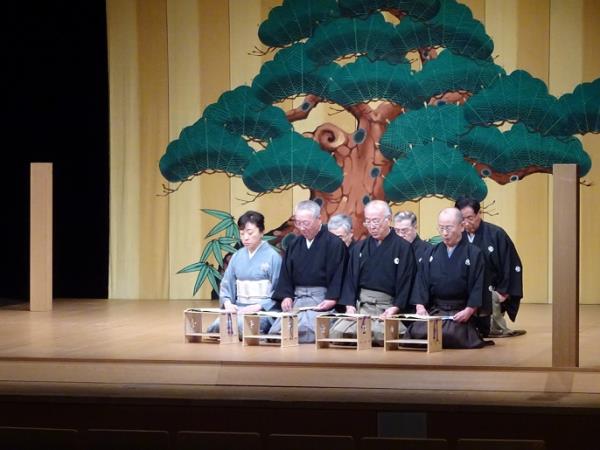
[438,225,455,233]
[363,217,388,227]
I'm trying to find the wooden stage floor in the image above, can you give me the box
[0,299,599,411]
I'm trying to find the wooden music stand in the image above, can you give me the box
[243,312,299,348]
[183,308,238,344]
[384,315,443,353]
[315,313,372,350]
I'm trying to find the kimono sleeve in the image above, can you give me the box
[393,243,417,310]
[324,235,348,300]
[494,229,524,321]
[339,242,362,306]
[263,250,283,311]
[466,247,485,308]
[272,237,298,301]
[409,247,434,307]
[218,252,238,306]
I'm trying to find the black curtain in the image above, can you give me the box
[4,1,109,303]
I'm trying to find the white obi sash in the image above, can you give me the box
[236,279,272,305]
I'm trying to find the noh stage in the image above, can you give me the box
[0,299,598,449]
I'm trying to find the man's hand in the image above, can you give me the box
[223,300,237,312]
[380,306,400,319]
[315,299,336,311]
[415,304,429,316]
[281,297,293,312]
[453,306,476,323]
[238,303,262,314]
[346,305,357,314]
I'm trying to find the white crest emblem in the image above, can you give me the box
[429,256,434,262]
[260,262,270,273]
[359,252,363,258]
[488,285,494,292]
[515,265,521,272]
[418,257,422,263]
[488,245,494,253]
[465,258,470,266]
[394,257,399,264]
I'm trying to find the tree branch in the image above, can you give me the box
[347,103,374,121]
[311,123,349,152]
[418,46,438,65]
[249,45,277,57]
[286,95,322,122]
[428,90,472,106]
[372,102,405,123]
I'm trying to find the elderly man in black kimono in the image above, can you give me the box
[327,213,355,249]
[269,200,348,343]
[393,210,433,264]
[455,197,525,338]
[332,200,416,345]
[406,207,488,349]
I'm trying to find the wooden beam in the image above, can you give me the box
[30,163,53,311]
[552,164,579,367]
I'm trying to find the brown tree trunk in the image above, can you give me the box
[307,102,403,239]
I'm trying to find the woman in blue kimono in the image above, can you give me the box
[208,211,282,337]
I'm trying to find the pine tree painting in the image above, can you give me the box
[160,0,597,243]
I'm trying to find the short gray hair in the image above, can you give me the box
[327,214,353,233]
[294,200,321,218]
[364,200,392,218]
[393,210,417,227]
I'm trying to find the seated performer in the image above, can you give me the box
[208,211,282,337]
[269,200,348,343]
[405,207,488,349]
[332,200,416,345]
[393,210,432,263]
[327,213,355,248]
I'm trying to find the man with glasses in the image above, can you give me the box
[333,200,416,345]
[269,200,348,343]
[455,197,525,338]
[405,208,488,348]
[393,210,432,263]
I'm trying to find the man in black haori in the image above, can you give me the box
[393,210,433,264]
[455,197,525,338]
[405,208,488,349]
[327,213,355,249]
[333,200,416,345]
[269,200,348,343]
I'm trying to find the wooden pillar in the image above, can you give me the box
[30,163,53,311]
[552,164,579,367]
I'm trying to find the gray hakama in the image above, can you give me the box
[268,286,326,343]
[333,231,416,345]
[269,225,348,343]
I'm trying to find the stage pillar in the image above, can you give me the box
[30,163,53,312]
[552,164,579,367]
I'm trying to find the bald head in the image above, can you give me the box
[363,200,392,241]
[439,207,463,225]
[438,208,464,247]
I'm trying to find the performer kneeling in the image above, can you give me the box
[405,208,489,349]
[332,200,416,346]
[269,200,348,343]
[208,211,282,337]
